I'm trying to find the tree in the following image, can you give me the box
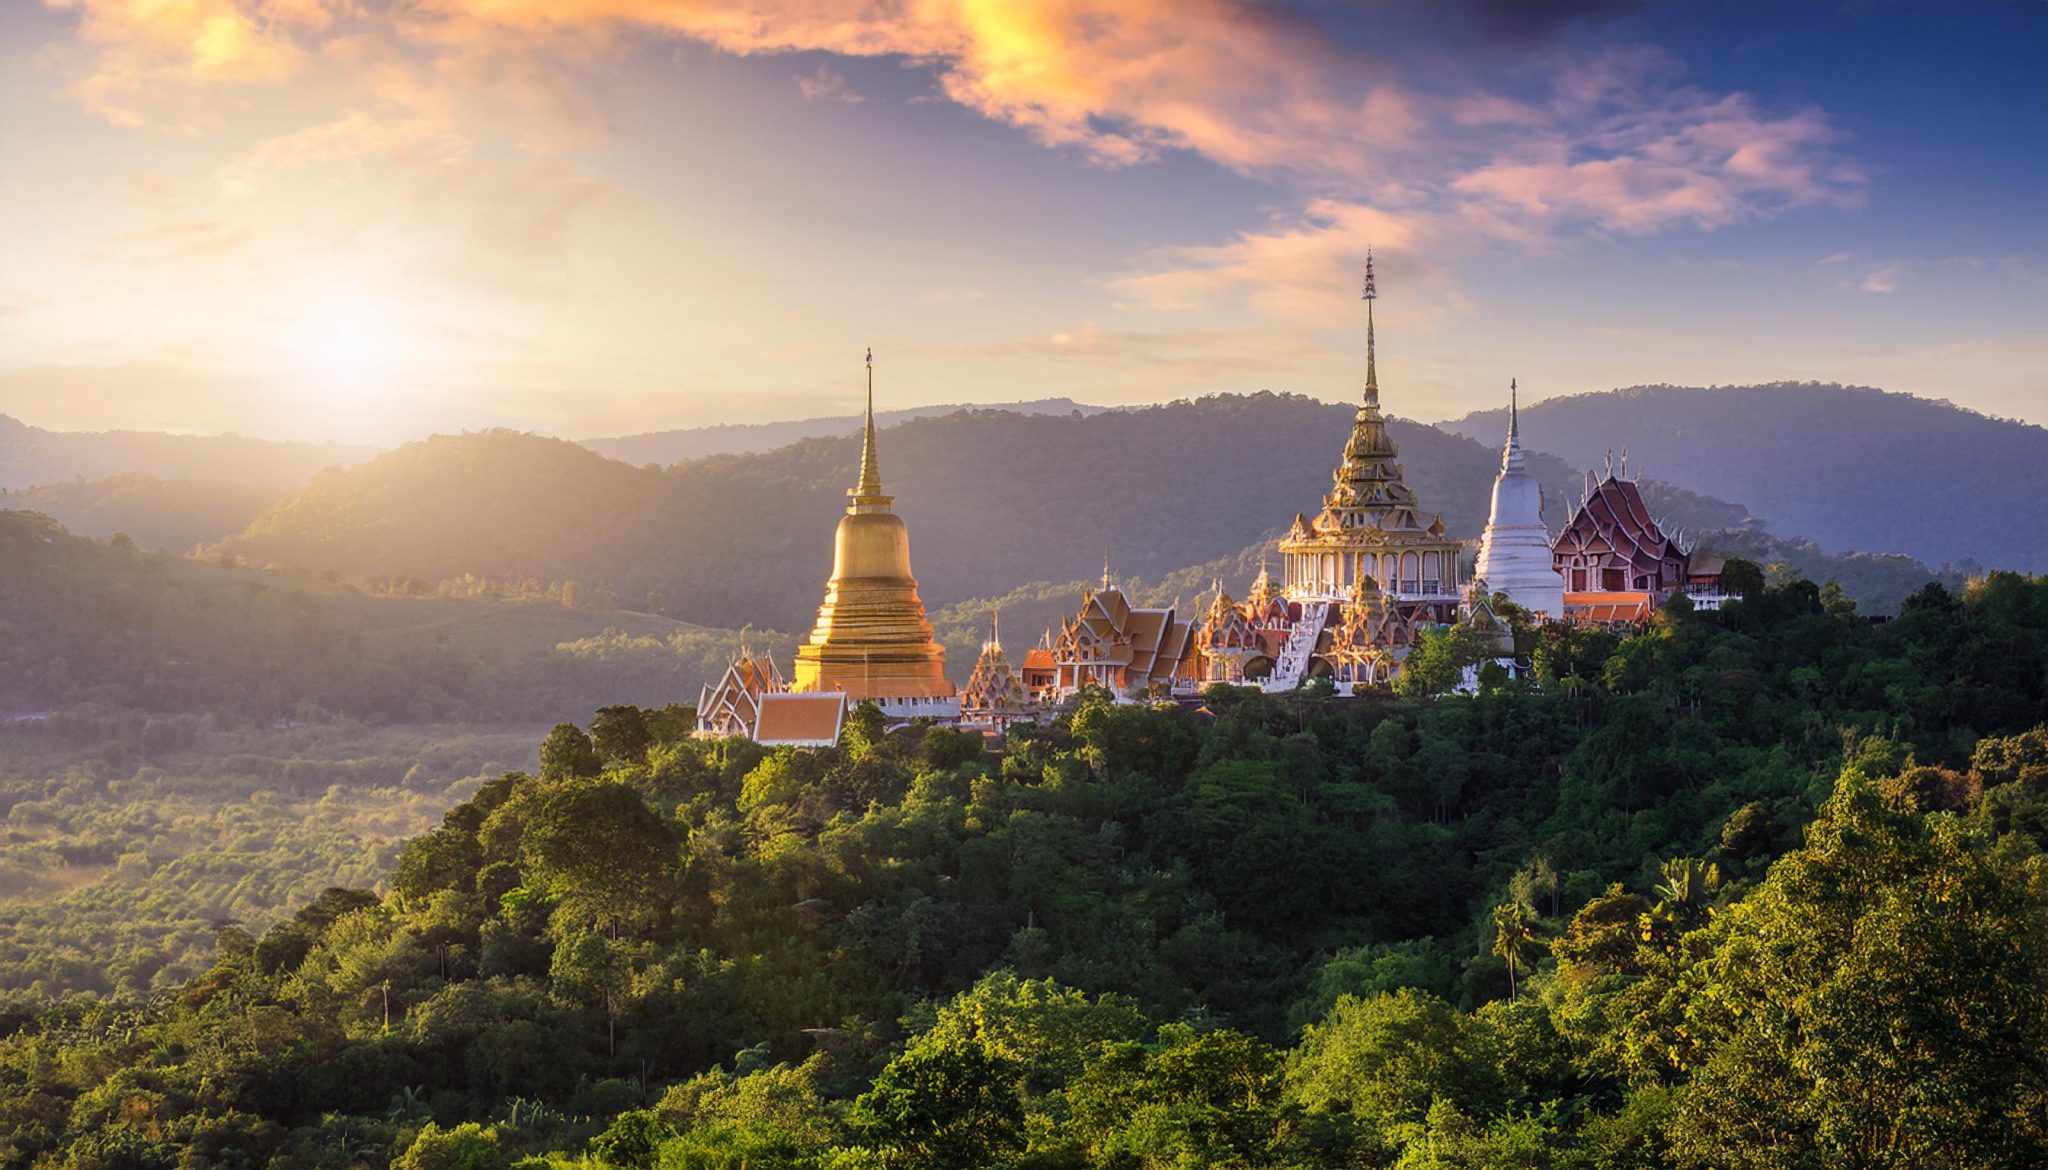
[1066,1024,1298,1168]
[1289,989,1502,1159]
[1718,557,1765,599]
[521,779,674,934]
[1395,623,1491,698]
[1490,901,1542,998]
[1666,774,2048,1169]
[589,705,652,766]
[850,1046,1024,1169]
[539,722,601,780]
[393,1122,504,1170]
[1651,857,1719,932]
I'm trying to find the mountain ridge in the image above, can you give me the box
[581,396,1106,466]
[1441,382,2046,572]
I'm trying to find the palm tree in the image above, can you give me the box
[1654,857,1721,928]
[1491,901,1543,997]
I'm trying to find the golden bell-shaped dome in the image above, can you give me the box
[790,354,953,701]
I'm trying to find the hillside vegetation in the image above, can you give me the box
[0,725,544,996]
[1443,383,2048,572]
[3,572,2042,1168]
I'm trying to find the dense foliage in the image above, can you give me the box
[3,572,2043,1168]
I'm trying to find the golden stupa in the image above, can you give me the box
[790,351,955,701]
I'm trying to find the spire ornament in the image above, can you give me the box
[1362,248,1379,409]
[1500,378,1526,473]
[851,346,891,507]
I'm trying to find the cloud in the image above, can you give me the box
[1859,266,1899,294]
[797,63,862,102]
[48,0,330,126]
[34,0,1869,346]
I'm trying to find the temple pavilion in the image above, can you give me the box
[1551,454,1726,625]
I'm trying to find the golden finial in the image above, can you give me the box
[851,346,890,506]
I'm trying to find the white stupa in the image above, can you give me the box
[1472,380,1565,619]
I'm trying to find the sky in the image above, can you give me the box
[0,0,2043,445]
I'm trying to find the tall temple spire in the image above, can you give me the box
[851,346,890,506]
[1362,248,1379,409]
[1500,378,1525,473]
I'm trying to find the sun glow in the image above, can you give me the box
[289,298,410,392]
[280,295,420,441]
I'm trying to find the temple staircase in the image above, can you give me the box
[1264,601,1330,692]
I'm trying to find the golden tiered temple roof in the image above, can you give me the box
[790,351,955,701]
[960,615,1033,724]
[1279,250,1462,606]
[1303,251,1442,539]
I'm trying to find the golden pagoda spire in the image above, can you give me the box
[851,346,890,507]
[1362,248,1379,410]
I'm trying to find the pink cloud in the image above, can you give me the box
[797,63,862,102]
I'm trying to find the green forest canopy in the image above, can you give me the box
[3,571,2044,1168]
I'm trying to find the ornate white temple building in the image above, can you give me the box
[1472,380,1565,619]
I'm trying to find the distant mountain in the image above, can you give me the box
[0,474,278,552]
[1440,384,2047,573]
[207,395,1762,632]
[0,414,377,491]
[583,397,1106,466]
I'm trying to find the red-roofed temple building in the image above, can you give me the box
[1552,462,1725,625]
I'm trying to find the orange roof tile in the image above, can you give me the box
[752,693,847,746]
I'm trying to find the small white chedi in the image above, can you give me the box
[1473,380,1566,620]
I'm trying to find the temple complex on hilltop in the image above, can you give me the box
[699,256,1742,743]
[1473,381,1565,619]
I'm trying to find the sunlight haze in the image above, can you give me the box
[0,1,2043,443]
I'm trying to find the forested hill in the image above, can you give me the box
[583,397,1103,466]
[1441,383,2048,573]
[203,395,1752,632]
[0,474,277,553]
[0,413,377,490]
[0,509,775,723]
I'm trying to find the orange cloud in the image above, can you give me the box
[49,0,333,125]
